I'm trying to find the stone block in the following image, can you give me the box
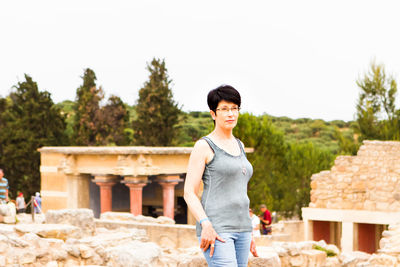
[339,251,371,267]
[18,250,36,265]
[367,253,397,266]
[156,216,175,224]
[15,224,82,240]
[301,249,327,267]
[335,182,348,190]
[376,202,390,211]
[46,209,95,236]
[363,200,376,211]
[177,255,207,267]
[324,256,340,267]
[105,240,162,267]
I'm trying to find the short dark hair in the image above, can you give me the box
[207,85,241,112]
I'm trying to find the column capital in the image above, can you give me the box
[159,181,179,189]
[157,174,183,184]
[92,174,119,184]
[125,183,147,189]
[121,175,149,184]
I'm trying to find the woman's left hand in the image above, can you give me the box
[250,237,258,257]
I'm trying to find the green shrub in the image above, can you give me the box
[312,244,337,257]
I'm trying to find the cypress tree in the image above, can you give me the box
[133,58,181,146]
[73,68,104,145]
[98,95,130,145]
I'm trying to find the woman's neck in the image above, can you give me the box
[210,126,234,140]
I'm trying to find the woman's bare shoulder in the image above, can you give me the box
[193,138,210,152]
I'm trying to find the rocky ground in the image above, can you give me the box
[1,206,400,266]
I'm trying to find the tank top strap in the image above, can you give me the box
[236,138,246,155]
[201,136,219,154]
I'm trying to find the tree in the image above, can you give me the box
[284,142,334,217]
[73,68,104,145]
[234,113,334,218]
[356,62,400,140]
[0,74,67,199]
[234,113,288,215]
[133,58,181,146]
[98,95,130,145]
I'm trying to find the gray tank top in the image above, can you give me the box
[196,136,253,236]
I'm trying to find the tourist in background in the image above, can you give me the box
[259,204,272,235]
[16,192,26,213]
[184,85,258,267]
[0,169,9,204]
[249,208,261,237]
[34,192,42,213]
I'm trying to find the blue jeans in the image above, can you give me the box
[198,232,252,267]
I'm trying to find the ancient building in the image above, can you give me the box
[39,147,192,222]
[302,141,400,253]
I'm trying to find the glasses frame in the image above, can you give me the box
[215,106,241,114]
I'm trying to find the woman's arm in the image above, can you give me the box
[183,140,209,221]
[184,140,224,257]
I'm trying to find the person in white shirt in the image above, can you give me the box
[249,208,261,237]
[16,192,26,213]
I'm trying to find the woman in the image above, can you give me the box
[184,85,258,267]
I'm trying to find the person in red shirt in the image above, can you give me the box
[259,204,272,235]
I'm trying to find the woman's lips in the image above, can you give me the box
[226,120,235,123]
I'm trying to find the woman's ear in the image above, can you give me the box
[210,110,216,120]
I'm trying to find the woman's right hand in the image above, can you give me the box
[200,220,225,257]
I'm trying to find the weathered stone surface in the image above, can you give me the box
[100,212,136,221]
[301,249,326,267]
[1,202,16,223]
[249,246,281,267]
[45,261,58,267]
[0,204,10,216]
[0,255,5,267]
[101,212,176,225]
[46,209,95,236]
[105,240,162,267]
[18,249,36,264]
[80,228,147,247]
[79,244,94,258]
[324,256,340,267]
[15,223,81,240]
[339,251,371,267]
[273,241,316,257]
[0,224,14,235]
[366,253,397,266]
[169,247,206,267]
[17,213,46,224]
[156,216,175,224]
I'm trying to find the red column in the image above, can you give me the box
[125,183,147,216]
[159,181,178,219]
[95,181,117,214]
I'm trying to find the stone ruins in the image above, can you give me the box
[0,207,400,266]
[303,141,400,254]
[310,141,400,211]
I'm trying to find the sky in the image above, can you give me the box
[1,0,400,121]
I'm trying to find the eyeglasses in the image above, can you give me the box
[215,106,241,114]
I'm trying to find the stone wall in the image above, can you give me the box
[310,141,400,211]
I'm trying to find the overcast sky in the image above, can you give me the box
[1,0,400,121]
